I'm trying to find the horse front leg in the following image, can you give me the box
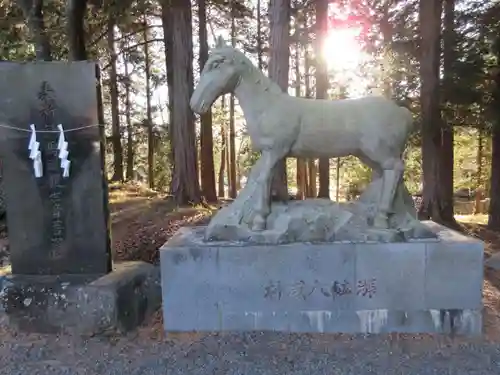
[251,149,286,231]
[373,158,405,229]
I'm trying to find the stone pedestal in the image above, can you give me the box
[0,262,161,335]
[160,221,483,335]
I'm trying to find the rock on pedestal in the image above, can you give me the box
[205,183,434,244]
[160,221,483,335]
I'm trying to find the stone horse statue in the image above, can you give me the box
[190,37,416,237]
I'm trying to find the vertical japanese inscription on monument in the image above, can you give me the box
[38,81,65,257]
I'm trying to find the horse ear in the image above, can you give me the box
[215,35,227,48]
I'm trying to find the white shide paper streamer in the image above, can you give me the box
[57,124,71,178]
[28,124,43,178]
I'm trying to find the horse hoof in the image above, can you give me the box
[252,216,266,231]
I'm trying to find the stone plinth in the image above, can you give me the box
[0,261,161,335]
[160,221,483,335]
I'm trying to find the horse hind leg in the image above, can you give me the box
[373,158,405,228]
[360,151,404,228]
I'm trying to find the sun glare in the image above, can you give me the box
[323,28,364,72]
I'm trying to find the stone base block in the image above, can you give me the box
[0,261,161,335]
[160,221,483,336]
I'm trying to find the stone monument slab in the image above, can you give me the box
[160,221,483,335]
[0,61,111,275]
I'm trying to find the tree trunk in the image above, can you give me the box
[257,0,263,71]
[336,89,347,201]
[336,158,341,202]
[315,0,329,199]
[124,47,134,181]
[475,128,483,214]
[488,36,500,230]
[143,15,155,189]
[18,0,52,60]
[228,93,237,197]
[198,0,217,202]
[268,0,291,201]
[418,0,454,225]
[441,0,456,220]
[304,39,315,198]
[294,24,305,200]
[225,114,231,196]
[303,159,309,196]
[489,126,500,230]
[167,0,202,205]
[218,97,227,198]
[229,3,237,198]
[308,160,317,197]
[161,1,174,141]
[296,159,306,199]
[66,0,88,60]
[107,16,124,182]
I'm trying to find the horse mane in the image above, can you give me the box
[212,47,284,96]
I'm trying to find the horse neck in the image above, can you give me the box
[233,66,285,118]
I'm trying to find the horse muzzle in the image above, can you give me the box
[190,87,211,114]
[190,93,203,114]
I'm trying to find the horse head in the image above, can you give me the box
[190,36,247,114]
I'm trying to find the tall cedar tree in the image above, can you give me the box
[489,35,500,230]
[229,1,237,198]
[166,0,202,205]
[66,0,88,60]
[107,15,124,182]
[161,0,174,163]
[304,38,317,197]
[316,0,329,198]
[441,0,456,223]
[295,8,306,200]
[198,0,217,202]
[143,14,155,189]
[218,97,227,197]
[124,44,134,180]
[418,0,454,224]
[268,0,291,201]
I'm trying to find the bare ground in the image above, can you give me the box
[1,188,500,374]
[107,183,212,264]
